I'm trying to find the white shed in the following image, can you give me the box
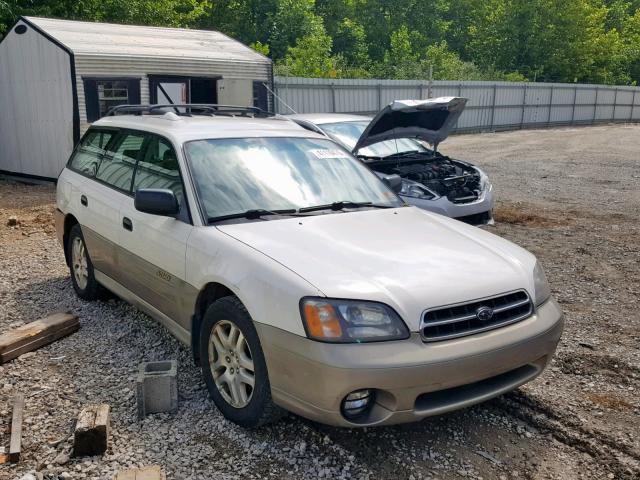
[0,16,273,179]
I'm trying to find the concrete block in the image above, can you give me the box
[114,465,165,480]
[73,404,110,457]
[136,360,178,419]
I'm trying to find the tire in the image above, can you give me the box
[199,296,284,428]
[67,224,102,301]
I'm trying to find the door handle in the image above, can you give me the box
[80,195,88,207]
[122,217,133,231]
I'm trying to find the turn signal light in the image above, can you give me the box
[303,301,343,339]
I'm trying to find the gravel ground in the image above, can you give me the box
[1,124,639,480]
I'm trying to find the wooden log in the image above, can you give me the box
[9,393,24,463]
[0,312,79,364]
[73,404,110,457]
[113,466,165,480]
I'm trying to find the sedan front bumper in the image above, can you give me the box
[402,185,495,225]
[257,297,563,427]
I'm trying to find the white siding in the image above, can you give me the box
[0,20,74,178]
[74,54,270,133]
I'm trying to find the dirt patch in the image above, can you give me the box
[585,393,634,411]
[492,202,573,227]
[494,204,550,226]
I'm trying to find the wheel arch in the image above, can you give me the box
[191,282,237,363]
[62,213,79,266]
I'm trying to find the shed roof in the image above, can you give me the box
[23,16,269,64]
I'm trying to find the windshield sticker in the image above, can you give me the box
[310,149,351,159]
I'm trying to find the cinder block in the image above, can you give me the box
[136,360,178,419]
[73,404,110,457]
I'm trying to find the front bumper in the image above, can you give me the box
[402,185,495,225]
[257,297,563,427]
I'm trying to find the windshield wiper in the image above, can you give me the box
[208,208,298,224]
[297,201,392,213]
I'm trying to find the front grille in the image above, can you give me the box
[421,290,532,342]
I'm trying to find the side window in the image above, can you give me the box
[69,130,114,177]
[133,135,185,210]
[95,132,145,192]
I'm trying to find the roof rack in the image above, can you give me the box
[106,104,274,118]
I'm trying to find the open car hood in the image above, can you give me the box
[352,97,467,153]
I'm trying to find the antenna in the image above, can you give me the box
[262,82,297,114]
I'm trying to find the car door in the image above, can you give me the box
[117,133,196,333]
[70,128,134,281]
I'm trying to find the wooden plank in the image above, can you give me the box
[0,312,79,364]
[73,404,110,457]
[114,470,137,480]
[113,466,165,480]
[136,466,165,480]
[9,393,24,463]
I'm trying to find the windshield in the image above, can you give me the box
[185,137,401,220]
[320,121,428,158]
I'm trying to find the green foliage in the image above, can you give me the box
[274,22,340,77]
[2,0,640,84]
[249,41,270,57]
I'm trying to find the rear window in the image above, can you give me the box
[95,132,145,192]
[68,130,115,177]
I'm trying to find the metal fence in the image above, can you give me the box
[273,77,640,133]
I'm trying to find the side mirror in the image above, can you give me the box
[381,174,403,194]
[134,188,179,216]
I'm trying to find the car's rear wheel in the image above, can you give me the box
[199,296,284,427]
[67,224,102,300]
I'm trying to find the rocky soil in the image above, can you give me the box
[1,124,639,479]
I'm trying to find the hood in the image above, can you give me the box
[217,207,536,331]
[353,97,467,153]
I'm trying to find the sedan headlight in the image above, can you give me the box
[399,179,435,199]
[533,262,552,306]
[478,168,492,192]
[300,298,409,343]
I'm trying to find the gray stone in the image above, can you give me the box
[136,360,178,419]
[55,452,70,465]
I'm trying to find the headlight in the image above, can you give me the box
[478,169,492,192]
[533,262,551,306]
[399,179,435,199]
[300,298,410,343]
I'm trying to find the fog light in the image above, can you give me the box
[341,389,375,419]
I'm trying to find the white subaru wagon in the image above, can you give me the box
[55,104,563,428]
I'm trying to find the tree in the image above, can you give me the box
[268,0,324,60]
[275,22,341,77]
[1,0,208,34]
[377,25,422,78]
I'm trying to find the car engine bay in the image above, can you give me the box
[367,154,483,203]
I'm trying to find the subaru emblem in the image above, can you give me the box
[476,306,494,322]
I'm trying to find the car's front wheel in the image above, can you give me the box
[199,296,284,427]
[67,224,102,300]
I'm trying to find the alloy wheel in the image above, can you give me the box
[71,236,89,290]
[208,319,255,408]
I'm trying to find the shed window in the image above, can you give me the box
[98,81,129,115]
[83,78,141,122]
